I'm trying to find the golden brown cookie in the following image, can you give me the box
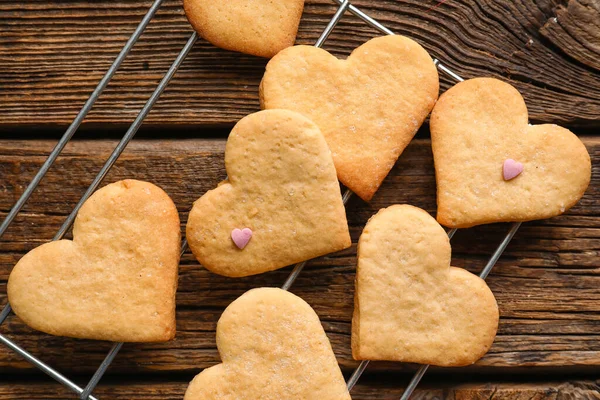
[352,205,499,367]
[184,288,351,400]
[260,35,439,201]
[431,77,591,228]
[186,109,351,277]
[7,180,181,342]
[183,0,305,58]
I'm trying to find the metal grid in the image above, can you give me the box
[0,1,526,399]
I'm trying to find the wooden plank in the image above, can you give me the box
[1,380,599,399]
[0,0,598,130]
[539,0,600,71]
[0,138,599,375]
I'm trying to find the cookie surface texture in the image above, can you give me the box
[352,205,499,366]
[183,0,305,58]
[186,109,350,277]
[260,35,439,201]
[184,288,351,400]
[431,77,591,228]
[7,180,181,342]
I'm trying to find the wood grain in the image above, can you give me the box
[0,0,599,130]
[539,0,600,70]
[2,380,599,400]
[0,138,598,375]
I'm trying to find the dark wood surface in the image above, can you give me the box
[2,380,600,399]
[0,0,599,130]
[1,0,599,399]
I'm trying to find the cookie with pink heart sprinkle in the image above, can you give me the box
[186,110,351,277]
[431,77,591,228]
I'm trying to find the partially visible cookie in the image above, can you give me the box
[184,288,351,400]
[431,77,591,228]
[261,35,439,201]
[352,205,499,367]
[7,179,181,342]
[183,0,305,58]
[186,109,351,277]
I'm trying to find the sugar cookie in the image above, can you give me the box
[352,205,499,366]
[431,77,591,228]
[8,180,181,342]
[261,35,439,200]
[184,288,351,400]
[183,0,305,58]
[186,109,351,277]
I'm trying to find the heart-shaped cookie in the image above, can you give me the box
[7,180,181,342]
[260,35,439,201]
[186,109,351,277]
[431,77,591,228]
[184,288,351,399]
[183,0,305,58]
[352,205,499,366]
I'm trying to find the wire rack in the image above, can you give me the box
[0,0,527,399]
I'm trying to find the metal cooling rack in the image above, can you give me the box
[0,0,525,399]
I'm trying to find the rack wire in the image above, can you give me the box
[0,1,525,399]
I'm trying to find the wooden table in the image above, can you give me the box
[1,1,599,398]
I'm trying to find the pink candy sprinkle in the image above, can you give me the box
[503,159,524,181]
[231,228,253,249]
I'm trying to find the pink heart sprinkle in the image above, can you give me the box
[231,228,253,249]
[503,159,524,181]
